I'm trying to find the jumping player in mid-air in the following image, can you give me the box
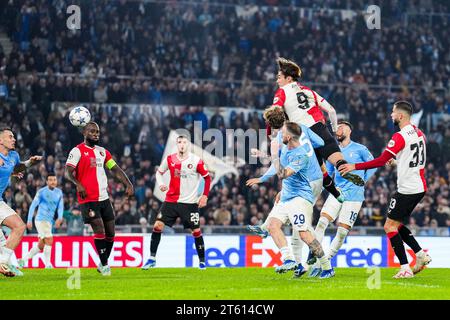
[270,57,365,189]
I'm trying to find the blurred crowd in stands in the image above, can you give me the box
[0,102,449,235]
[0,0,449,235]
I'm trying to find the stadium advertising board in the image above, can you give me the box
[13,235,450,268]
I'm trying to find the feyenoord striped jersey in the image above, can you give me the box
[385,124,427,194]
[65,143,117,204]
[159,153,209,204]
[273,82,333,128]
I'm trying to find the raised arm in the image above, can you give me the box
[13,155,43,175]
[316,91,338,133]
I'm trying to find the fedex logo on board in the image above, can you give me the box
[185,236,283,267]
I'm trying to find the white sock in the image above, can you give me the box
[318,254,332,271]
[280,246,294,262]
[43,245,52,266]
[328,227,349,259]
[291,232,303,264]
[416,249,425,258]
[315,216,329,243]
[23,246,41,261]
[0,246,14,264]
[401,263,411,271]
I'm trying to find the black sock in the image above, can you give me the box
[323,173,341,199]
[388,232,408,265]
[335,159,348,170]
[94,238,108,266]
[150,231,162,257]
[194,236,205,263]
[105,239,114,259]
[398,225,422,253]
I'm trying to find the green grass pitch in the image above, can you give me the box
[1,268,449,300]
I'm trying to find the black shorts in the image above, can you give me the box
[80,199,115,224]
[157,202,200,229]
[310,122,341,161]
[387,192,425,224]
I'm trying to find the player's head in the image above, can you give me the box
[276,57,302,87]
[176,135,190,155]
[336,120,353,142]
[391,101,413,126]
[0,127,16,151]
[282,122,302,145]
[82,122,100,145]
[47,172,58,189]
[263,105,286,129]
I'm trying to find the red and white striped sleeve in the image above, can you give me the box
[386,132,406,156]
[272,88,286,107]
[158,155,169,174]
[66,147,81,168]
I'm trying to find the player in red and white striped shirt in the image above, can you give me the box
[65,122,134,276]
[142,135,211,270]
[339,101,432,278]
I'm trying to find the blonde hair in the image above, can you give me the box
[263,105,286,129]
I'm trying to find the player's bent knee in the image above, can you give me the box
[299,231,313,243]
[16,222,26,235]
[383,223,397,233]
[153,223,164,233]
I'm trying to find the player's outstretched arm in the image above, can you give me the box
[316,93,338,133]
[338,150,395,176]
[13,155,43,174]
[110,165,134,198]
[65,165,87,200]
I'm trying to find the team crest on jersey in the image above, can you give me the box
[187,164,193,169]
[273,97,279,103]
[388,140,395,148]
[100,151,104,157]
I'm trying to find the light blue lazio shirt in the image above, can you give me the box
[27,186,64,223]
[326,141,377,202]
[260,125,324,183]
[279,144,314,204]
[0,151,20,198]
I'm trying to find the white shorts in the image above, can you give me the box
[35,221,53,239]
[268,197,313,232]
[310,179,323,205]
[0,201,17,225]
[321,196,363,228]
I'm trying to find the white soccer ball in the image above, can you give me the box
[69,106,91,127]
